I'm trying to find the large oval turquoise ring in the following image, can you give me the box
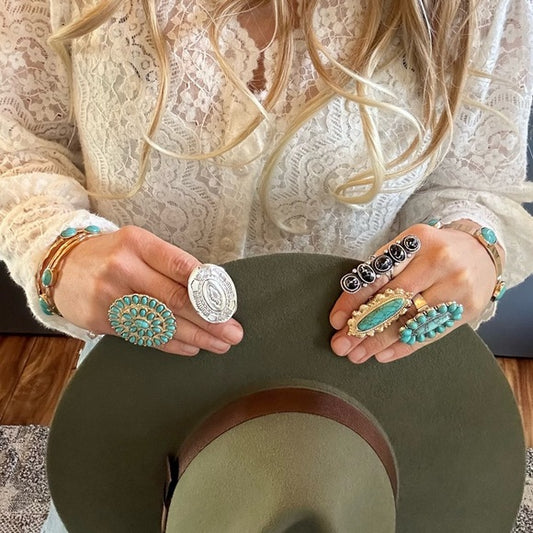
[347,288,413,338]
[108,294,176,347]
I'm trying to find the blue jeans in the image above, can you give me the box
[41,337,101,533]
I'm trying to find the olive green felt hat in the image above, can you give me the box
[47,253,525,533]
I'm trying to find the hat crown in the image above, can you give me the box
[166,412,396,533]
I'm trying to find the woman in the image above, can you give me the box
[2,0,533,530]
[1,1,533,413]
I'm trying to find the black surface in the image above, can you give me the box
[0,260,52,335]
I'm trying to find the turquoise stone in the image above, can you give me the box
[60,227,77,238]
[413,312,451,335]
[84,225,100,234]
[41,269,53,287]
[357,298,406,332]
[135,319,150,329]
[480,227,497,245]
[495,285,507,301]
[141,296,148,305]
[427,218,440,227]
[132,295,140,304]
[39,297,53,316]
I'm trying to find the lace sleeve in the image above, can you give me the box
[0,0,117,338]
[397,0,533,297]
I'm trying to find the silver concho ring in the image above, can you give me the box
[187,264,237,323]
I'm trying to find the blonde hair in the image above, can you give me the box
[49,0,478,232]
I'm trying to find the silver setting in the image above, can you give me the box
[187,264,237,323]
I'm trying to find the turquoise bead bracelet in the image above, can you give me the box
[36,226,102,316]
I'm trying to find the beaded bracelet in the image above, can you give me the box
[443,222,506,302]
[36,226,102,316]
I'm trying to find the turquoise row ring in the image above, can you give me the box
[108,294,176,347]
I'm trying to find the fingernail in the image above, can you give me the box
[331,311,349,330]
[376,348,395,362]
[182,344,200,356]
[332,337,352,356]
[211,339,231,353]
[223,323,244,344]
[348,346,366,363]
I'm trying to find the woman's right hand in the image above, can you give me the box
[53,226,244,355]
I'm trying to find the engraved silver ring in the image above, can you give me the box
[187,264,238,323]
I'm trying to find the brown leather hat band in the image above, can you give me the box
[178,387,398,497]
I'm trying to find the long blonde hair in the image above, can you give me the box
[49,0,477,231]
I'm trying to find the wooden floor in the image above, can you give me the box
[0,334,532,447]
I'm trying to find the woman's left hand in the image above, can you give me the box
[330,221,503,364]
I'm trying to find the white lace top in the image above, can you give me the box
[1,0,533,339]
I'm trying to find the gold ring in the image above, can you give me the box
[411,293,429,312]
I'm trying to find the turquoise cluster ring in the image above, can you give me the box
[108,294,176,347]
[399,293,463,345]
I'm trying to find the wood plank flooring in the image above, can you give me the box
[0,334,532,447]
[0,335,82,425]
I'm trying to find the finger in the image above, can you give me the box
[96,310,204,357]
[330,225,430,330]
[161,316,232,355]
[130,227,202,286]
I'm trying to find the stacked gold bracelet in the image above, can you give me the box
[444,222,506,301]
[36,225,102,316]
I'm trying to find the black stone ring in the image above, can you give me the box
[339,235,421,294]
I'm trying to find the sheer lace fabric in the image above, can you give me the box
[1,0,532,337]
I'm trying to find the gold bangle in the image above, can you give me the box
[36,226,102,316]
[444,222,506,301]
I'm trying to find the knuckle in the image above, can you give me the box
[189,328,206,349]
[431,241,454,265]
[99,250,128,280]
[116,225,141,245]
[165,284,189,311]
[407,223,432,241]
[167,251,197,278]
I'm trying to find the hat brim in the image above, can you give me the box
[47,253,525,532]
